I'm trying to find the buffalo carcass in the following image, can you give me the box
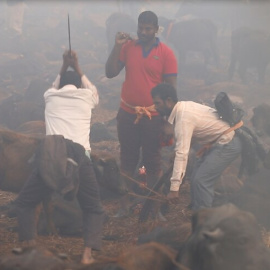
[0,243,186,270]
[15,120,46,138]
[106,12,137,53]
[0,129,127,235]
[158,17,219,69]
[228,27,270,84]
[37,152,128,235]
[0,128,40,192]
[78,242,186,270]
[176,204,270,270]
[0,128,126,194]
[0,247,74,270]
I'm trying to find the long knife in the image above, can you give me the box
[68,14,71,56]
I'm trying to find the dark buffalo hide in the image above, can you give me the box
[78,242,186,270]
[0,128,41,192]
[0,128,125,195]
[176,204,270,270]
[15,120,46,138]
[0,247,72,270]
[137,224,192,251]
[0,128,126,236]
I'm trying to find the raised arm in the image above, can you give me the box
[68,50,83,77]
[105,32,130,78]
[70,51,99,106]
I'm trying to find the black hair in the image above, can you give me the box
[59,70,82,89]
[138,11,158,27]
[151,83,178,103]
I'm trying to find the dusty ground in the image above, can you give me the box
[0,183,192,262]
[1,0,270,264]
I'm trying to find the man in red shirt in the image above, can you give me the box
[106,10,177,215]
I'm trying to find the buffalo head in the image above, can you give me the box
[179,204,270,270]
[91,152,128,196]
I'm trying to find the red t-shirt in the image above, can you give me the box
[119,38,178,115]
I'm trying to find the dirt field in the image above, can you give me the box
[1,0,270,265]
[0,183,192,262]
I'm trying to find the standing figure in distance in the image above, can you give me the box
[105,10,177,215]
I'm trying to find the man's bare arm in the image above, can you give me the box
[105,32,130,78]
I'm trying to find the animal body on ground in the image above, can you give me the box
[177,204,270,270]
[0,128,127,235]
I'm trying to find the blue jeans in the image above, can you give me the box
[191,135,242,210]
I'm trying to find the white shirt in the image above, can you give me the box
[44,74,99,151]
[168,101,234,191]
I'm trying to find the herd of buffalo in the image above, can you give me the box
[1,2,270,269]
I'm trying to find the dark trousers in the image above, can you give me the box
[190,135,242,210]
[15,155,104,250]
[117,108,163,188]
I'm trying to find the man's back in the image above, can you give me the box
[44,85,94,151]
[44,51,99,151]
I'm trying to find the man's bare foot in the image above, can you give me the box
[12,240,37,254]
[81,247,95,264]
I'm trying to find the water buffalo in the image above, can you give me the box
[158,17,219,69]
[228,27,270,84]
[177,204,270,270]
[0,247,72,270]
[137,224,192,250]
[0,128,126,195]
[0,243,186,270]
[0,129,127,235]
[15,120,46,138]
[106,12,137,53]
[0,128,40,192]
[78,242,186,270]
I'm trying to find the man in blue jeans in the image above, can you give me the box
[151,83,242,210]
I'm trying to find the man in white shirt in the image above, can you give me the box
[15,50,103,264]
[44,50,99,154]
[151,83,242,210]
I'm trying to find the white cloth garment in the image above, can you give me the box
[44,74,99,151]
[168,101,234,191]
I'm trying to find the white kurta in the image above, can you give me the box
[44,74,99,151]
